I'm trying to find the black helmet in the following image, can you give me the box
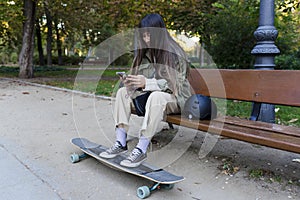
[183,94,217,120]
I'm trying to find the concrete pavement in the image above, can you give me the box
[0,78,299,200]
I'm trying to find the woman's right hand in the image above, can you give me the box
[124,75,146,89]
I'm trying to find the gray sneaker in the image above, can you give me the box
[99,141,128,159]
[120,147,147,168]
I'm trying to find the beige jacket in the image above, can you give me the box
[132,54,191,111]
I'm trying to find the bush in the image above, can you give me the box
[111,52,133,66]
[58,55,85,65]
[34,55,85,66]
[0,66,19,73]
[208,0,259,69]
[33,66,64,72]
[10,52,18,64]
[275,49,300,70]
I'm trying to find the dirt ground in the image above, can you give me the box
[0,78,299,200]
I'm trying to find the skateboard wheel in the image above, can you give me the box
[137,186,150,199]
[70,153,80,163]
[161,184,174,190]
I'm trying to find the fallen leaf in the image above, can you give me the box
[233,167,240,173]
[288,118,298,123]
[292,158,300,163]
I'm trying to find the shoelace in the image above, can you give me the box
[107,142,121,153]
[127,148,141,161]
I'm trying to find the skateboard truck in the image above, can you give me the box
[137,182,175,199]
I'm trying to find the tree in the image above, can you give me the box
[166,0,299,69]
[208,0,260,68]
[19,0,36,78]
[2,0,300,72]
[275,0,300,53]
[35,0,113,64]
[167,0,260,68]
[0,0,23,64]
[36,16,45,65]
[167,0,218,45]
[44,0,52,66]
[275,0,300,69]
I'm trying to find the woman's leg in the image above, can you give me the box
[99,87,131,158]
[120,91,180,167]
[140,91,180,140]
[113,87,132,132]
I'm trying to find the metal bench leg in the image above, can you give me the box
[168,122,174,129]
[250,102,261,121]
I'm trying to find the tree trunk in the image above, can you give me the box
[45,3,52,66]
[36,18,45,66]
[55,19,63,65]
[19,0,36,78]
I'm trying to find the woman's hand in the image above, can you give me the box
[124,75,146,89]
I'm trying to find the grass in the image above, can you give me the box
[73,80,119,96]
[249,169,283,184]
[1,65,300,127]
[0,65,126,97]
[0,65,77,78]
[218,157,240,176]
[215,99,300,127]
[249,169,265,179]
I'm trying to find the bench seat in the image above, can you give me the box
[166,114,300,154]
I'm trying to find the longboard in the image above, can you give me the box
[70,137,184,199]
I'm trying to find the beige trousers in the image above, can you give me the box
[113,87,180,139]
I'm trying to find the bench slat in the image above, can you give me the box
[166,115,300,154]
[189,69,300,106]
[216,116,300,138]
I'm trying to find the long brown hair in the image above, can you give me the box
[131,13,189,94]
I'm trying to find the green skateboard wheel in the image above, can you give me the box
[137,186,150,199]
[70,153,80,163]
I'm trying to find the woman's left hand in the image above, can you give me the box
[124,75,146,89]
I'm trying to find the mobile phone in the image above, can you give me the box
[116,71,126,79]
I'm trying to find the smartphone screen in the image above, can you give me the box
[116,71,126,79]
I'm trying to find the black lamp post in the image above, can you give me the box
[250,0,280,123]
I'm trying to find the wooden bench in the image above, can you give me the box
[164,69,300,154]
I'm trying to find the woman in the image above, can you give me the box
[100,13,191,168]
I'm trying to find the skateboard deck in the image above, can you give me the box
[70,137,184,199]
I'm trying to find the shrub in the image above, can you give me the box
[275,49,300,70]
[34,55,85,66]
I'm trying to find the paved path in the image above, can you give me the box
[0,78,299,200]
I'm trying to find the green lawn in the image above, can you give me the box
[218,99,300,127]
[0,65,125,96]
[1,65,299,127]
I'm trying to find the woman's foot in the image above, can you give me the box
[99,141,128,158]
[120,147,147,168]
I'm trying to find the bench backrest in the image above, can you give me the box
[188,69,300,107]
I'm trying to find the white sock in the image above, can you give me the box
[116,128,127,147]
[136,136,150,154]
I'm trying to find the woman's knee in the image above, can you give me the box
[147,92,166,105]
[116,87,127,99]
